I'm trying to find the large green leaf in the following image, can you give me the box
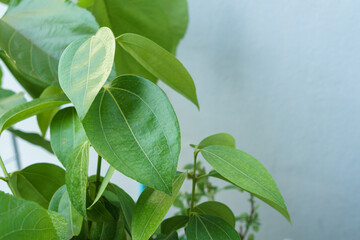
[198,133,236,149]
[0,88,26,116]
[200,145,290,222]
[9,163,65,208]
[193,201,235,227]
[59,27,115,119]
[82,75,181,194]
[66,141,90,217]
[0,93,69,133]
[0,191,67,240]
[116,34,199,108]
[8,128,53,153]
[37,86,63,137]
[50,107,88,167]
[131,172,186,240]
[49,185,83,240]
[161,216,189,235]
[0,0,99,89]
[186,214,240,240]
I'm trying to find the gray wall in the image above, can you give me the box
[1,1,360,240]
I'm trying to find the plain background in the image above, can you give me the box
[1,1,360,239]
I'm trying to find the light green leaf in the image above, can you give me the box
[193,201,235,227]
[0,88,26,116]
[161,216,189,235]
[59,27,115,119]
[9,163,65,208]
[50,107,88,168]
[0,64,2,86]
[82,75,180,194]
[116,34,199,108]
[8,128,53,153]
[131,172,186,240]
[0,191,67,240]
[0,93,69,133]
[0,0,99,89]
[66,141,90,217]
[186,214,240,240]
[198,133,236,149]
[200,145,290,222]
[37,86,63,137]
[88,166,115,209]
[49,185,83,240]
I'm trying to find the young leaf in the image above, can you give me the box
[193,201,236,227]
[37,86,63,137]
[50,107,88,167]
[49,185,83,239]
[88,166,115,209]
[0,89,26,116]
[200,145,290,222]
[82,75,181,194]
[116,33,199,108]
[0,191,67,240]
[131,172,186,240]
[0,0,99,88]
[161,215,189,235]
[186,214,240,240]
[198,133,236,149]
[0,93,69,133]
[9,163,65,208]
[8,128,53,153]
[66,141,90,217]
[59,27,115,119]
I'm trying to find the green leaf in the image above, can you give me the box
[0,93,69,134]
[37,86,63,137]
[116,34,199,108]
[8,128,53,153]
[0,191,67,240]
[88,217,128,240]
[186,214,240,240]
[49,185,83,239]
[0,64,2,86]
[59,27,115,119]
[193,201,235,227]
[198,133,236,149]
[9,163,65,208]
[0,88,26,116]
[82,75,181,194]
[88,166,115,209]
[131,172,186,240]
[200,145,290,222]
[0,0,99,89]
[161,215,189,235]
[50,107,88,167]
[66,141,90,217]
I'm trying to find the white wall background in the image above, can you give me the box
[1,1,360,240]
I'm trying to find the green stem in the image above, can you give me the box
[95,155,102,195]
[0,155,18,197]
[189,150,199,216]
[0,155,9,179]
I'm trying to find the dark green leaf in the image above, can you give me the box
[9,163,65,208]
[0,88,26,116]
[8,128,53,153]
[50,107,88,167]
[49,185,83,239]
[0,93,69,133]
[0,0,99,89]
[200,145,290,222]
[59,27,115,119]
[116,34,199,108]
[193,201,235,227]
[82,75,180,194]
[161,215,189,235]
[88,216,128,240]
[186,215,240,240]
[0,191,67,240]
[131,172,186,240]
[198,133,236,149]
[66,141,90,217]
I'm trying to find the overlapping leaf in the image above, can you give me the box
[193,201,235,227]
[0,88,26,116]
[8,128,53,153]
[198,133,236,149]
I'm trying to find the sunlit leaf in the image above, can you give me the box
[0,88,26,116]
[198,133,236,149]
[88,166,115,209]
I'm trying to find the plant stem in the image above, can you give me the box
[0,155,18,197]
[189,150,199,216]
[240,194,256,239]
[95,155,102,195]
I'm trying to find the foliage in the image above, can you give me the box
[0,0,290,239]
